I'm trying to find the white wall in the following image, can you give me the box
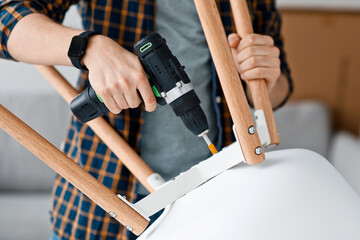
[276,0,360,11]
[0,6,83,191]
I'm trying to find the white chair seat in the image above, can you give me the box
[140,145,360,240]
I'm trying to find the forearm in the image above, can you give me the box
[7,13,82,65]
[246,74,290,109]
[5,11,156,113]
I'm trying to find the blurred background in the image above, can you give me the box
[0,1,359,239]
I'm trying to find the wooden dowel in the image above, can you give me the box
[35,65,156,192]
[194,0,264,164]
[229,0,280,145]
[0,104,148,235]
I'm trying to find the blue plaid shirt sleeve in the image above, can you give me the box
[0,0,79,60]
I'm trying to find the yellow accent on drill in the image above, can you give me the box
[208,143,218,155]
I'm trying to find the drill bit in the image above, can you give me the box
[202,133,218,155]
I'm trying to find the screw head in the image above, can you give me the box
[248,126,256,135]
[126,226,133,232]
[109,212,116,218]
[255,146,262,155]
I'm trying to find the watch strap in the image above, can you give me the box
[69,31,97,71]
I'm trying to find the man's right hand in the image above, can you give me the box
[82,35,157,114]
[7,13,156,114]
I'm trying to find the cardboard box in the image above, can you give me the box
[280,10,360,135]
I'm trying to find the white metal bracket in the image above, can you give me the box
[254,109,271,147]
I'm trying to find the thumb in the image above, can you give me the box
[228,33,241,49]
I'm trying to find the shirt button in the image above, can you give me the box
[216,96,222,103]
[60,141,65,152]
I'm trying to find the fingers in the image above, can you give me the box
[100,75,149,113]
[137,75,157,112]
[237,34,274,52]
[241,67,281,90]
[240,67,280,81]
[118,58,156,112]
[236,45,280,63]
[88,70,121,114]
[124,91,142,109]
[111,91,128,110]
[238,56,280,73]
[102,73,155,113]
[228,33,241,48]
[113,73,141,109]
[97,90,122,114]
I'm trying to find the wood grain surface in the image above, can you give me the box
[229,0,280,145]
[194,0,265,164]
[0,104,148,235]
[35,65,156,192]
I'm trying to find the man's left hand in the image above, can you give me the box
[228,33,281,91]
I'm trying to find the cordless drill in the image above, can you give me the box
[70,32,217,154]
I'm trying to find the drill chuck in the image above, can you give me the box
[179,105,209,136]
[168,90,209,136]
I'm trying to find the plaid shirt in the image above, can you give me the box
[0,0,293,239]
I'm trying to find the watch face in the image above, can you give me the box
[68,36,87,58]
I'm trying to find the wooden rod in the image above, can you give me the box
[229,0,280,145]
[35,65,156,192]
[194,0,264,164]
[0,104,148,235]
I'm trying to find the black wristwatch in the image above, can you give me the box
[67,31,97,71]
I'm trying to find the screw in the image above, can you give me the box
[109,212,116,218]
[248,126,256,135]
[126,226,133,232]
[255,146,262,155]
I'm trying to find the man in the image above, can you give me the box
[0,0,292,239]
